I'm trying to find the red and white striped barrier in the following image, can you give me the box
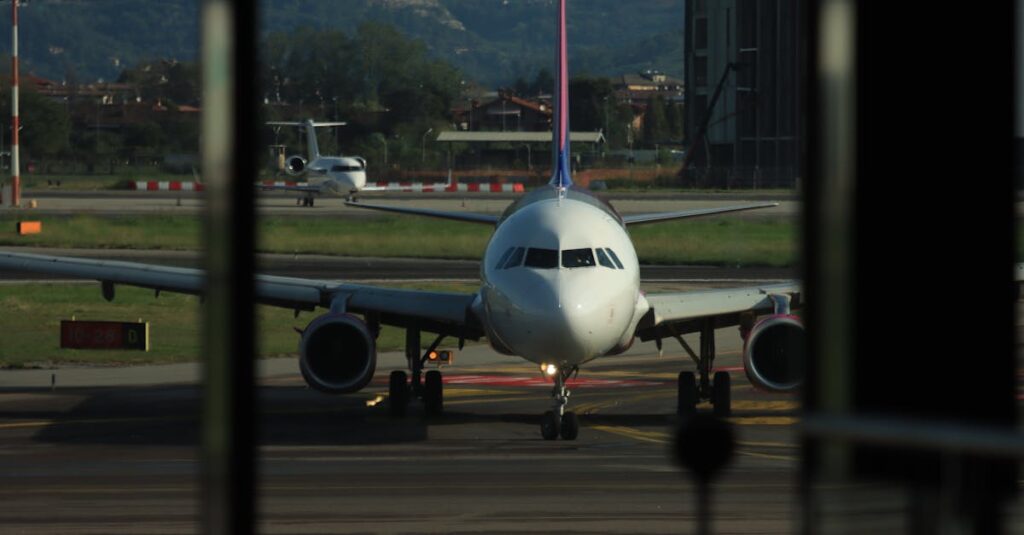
[130,180,524,193]
[373,182,524,193]
[131,181,205,191]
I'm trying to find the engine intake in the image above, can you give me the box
[285,155,307,176]
[742,315,805,392]
[299,313,376,394]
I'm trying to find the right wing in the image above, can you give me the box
[0,251,483,340]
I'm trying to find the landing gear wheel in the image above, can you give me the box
[678,371,697,416]
[423,370,443,417]
[540,410,560,440]
[309,197,315,207]
[388,370,409,417]
[712,371,731,417]
[560,411,579,440]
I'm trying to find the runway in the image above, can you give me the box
[0,332,801,534]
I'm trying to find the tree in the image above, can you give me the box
[642,96,669,146]
[530,69,554,96]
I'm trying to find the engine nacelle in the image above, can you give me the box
[285,155,307,176]
[742,314,805,392]
[298,313,376,394]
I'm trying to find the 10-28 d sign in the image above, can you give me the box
[60,320,150,351]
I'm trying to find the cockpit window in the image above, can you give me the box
[504,247,526,268]
[495,247,515,270]
[524,248,558,269]
[595,248,616,269]
[605,248,625,269]
[562,248,595,268]
[331,165,363,172]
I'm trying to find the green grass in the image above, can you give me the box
[0,282,478,368]
[0,213,797,266]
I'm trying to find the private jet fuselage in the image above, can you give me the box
[477,186,645,369]
[302,155,368,196]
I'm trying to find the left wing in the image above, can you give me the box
[635,281,801,340]
[0,251,483,339]
[622,203,779,225]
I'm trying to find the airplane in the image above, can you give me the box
[264,119,374,206]
[0,0,802,441]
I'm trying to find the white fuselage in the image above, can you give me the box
[305,155,367,196]
[477,187,650,368]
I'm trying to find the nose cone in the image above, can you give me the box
[488,269,630,365]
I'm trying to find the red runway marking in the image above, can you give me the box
[441,374,662,388]
[371,374,663,388]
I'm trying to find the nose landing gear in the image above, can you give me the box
[540,366,580,441]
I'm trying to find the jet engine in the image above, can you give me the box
[285,155,307,176]
[742,315,805,392]
[298,313,376,394]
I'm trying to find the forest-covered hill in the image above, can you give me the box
[0,0,684,86]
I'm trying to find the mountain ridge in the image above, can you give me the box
[0,0,684,87]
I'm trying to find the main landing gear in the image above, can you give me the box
[667,321,731,417]
[540,365,580,441]
[297,196,315,207]
[389,327,445,418]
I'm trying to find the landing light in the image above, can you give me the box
[542,363,558,376]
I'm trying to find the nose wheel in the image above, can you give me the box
[540,366,579,440]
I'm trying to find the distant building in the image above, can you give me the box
[613,70,685,105]
[683,0,802,188]
[457,91,553,132]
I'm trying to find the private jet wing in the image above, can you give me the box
[258,183,321,193]
[0,251,483,340]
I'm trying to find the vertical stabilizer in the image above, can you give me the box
[303,118,321,161]
[548,0,572,190]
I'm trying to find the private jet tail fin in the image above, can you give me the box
[548,0,572,191]
[266,119,348,161]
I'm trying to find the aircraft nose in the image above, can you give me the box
[501,270,623,362]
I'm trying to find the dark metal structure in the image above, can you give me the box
[683,0,802,188]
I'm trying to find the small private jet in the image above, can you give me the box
[264,119,374,205]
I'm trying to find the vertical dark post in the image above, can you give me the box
[200,1,257,533]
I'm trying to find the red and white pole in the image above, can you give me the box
[10,0,20,207]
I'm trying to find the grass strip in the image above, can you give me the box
[0,213,797,267]
[0,282,478,368]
